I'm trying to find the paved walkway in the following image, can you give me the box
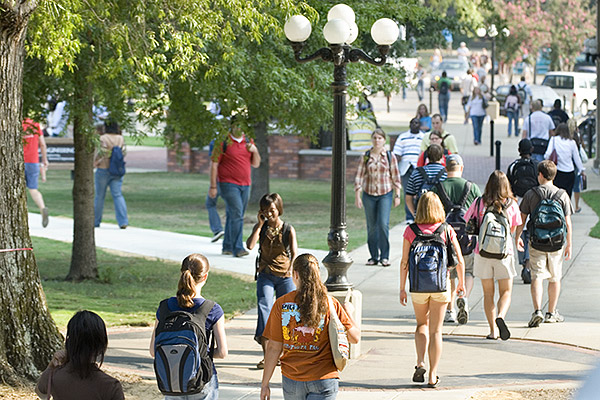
[28,89,600,399]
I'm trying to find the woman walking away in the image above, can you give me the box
[399,192,465,388]
[545,123,585,198]
[416,104,432,132]
[36,310,124,400]
[464,171,522,340]
[465,87,487,145]
[568,119,586,212]
[355,129,402,267]
[505,85,520,137]
[150,253,228,400]
[260,254,360,400]
[246,193,298,368]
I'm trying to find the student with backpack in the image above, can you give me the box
[404,144,447,222]
[504,85,521,137]
[150,254,228,400]
[399,192,465,388]
[437,71,452,122]
[506,139,539,284]
[515,160,573,328]
[464,171,522,340]
[432,154,482,325]
[246,193,298,369]
[354,129,402,266]
[416,130,451,167]
[94,121,128,229]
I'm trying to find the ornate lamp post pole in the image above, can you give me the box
[285,4,400,290]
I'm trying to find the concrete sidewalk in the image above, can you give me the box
[28,89,600,399]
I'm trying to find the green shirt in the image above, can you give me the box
[432,177,482,211]
[421,130,459,154]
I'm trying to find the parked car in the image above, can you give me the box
[494,84,565,116]
[542,71,597,115]
[430,58,470,91]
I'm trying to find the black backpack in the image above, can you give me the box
[530,187,567,252]
[416,167,445,202]
[436,181,476,255]
[507,158,538,197]
[108,146,126,177]
[408,223,449,293]
[439,80,449,95]
[255,222,292,279]
[153,299,215,396]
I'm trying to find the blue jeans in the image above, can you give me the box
[471,115,485,144]
[205,186,223,235]
[401,166,415,220]
[219,182,250,255]
[438,93,450,122]
[507,109,519,137]
[164,374,218,400]
[531,153,545,163]
[94,168,128,227]
[362,191,393,261]
[416,80,424,101]
[282,376,339,400]
[255,272,296,342]
[517,229,530,266]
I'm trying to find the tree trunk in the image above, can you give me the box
[0,1,63,384]
[250,121,269,204]
[67,55,98,280]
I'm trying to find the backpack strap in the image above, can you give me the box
[435,182,453,211]
[157,299,171,322]
[458,181,473,208]
[255,223,270,278]
[363,150,371,165]
[409,223,422,237]
[434,168,445,183]
[551,188,566,203]
[417,167,427,182]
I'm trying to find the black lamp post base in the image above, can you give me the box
[323,252,354,290]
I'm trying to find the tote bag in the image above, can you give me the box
[327,296,350,371]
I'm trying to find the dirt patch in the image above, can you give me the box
[470,388,576,400]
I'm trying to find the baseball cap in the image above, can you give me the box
[446,154,464,169]
[518,139,533,155]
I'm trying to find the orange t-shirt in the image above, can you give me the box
[263,290,353,382]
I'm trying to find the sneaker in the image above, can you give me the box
[222,250,232,255]
[528,310,544,328]
[456,297,469,325]
[41,208,49,228]
[444,310,457,323]
[544,311,565,323]
[211,231,225,243]
[405,219,414,225]
[119,225,128,229]
[235,250,250,257]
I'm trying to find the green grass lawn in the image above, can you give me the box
[123,135,166,147]
[582,191,600,238]
[31,170,406,251]
[35,236,255,329]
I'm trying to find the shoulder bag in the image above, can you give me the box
[548,137,558,164]
[328,295,350,371]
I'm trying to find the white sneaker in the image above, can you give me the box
[456,298,469,325]
[444,310,457,323]
[544,311,565,323]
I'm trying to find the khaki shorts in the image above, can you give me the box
[529,247,564,282]
[451,253,474,279]
[473,253,517,280]
[411,283,452,305]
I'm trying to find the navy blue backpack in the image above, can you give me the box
[154,299,215,395]
[108,146,126,177]
[408,223,448,293]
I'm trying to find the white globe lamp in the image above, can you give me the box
[370,18,399,45]
[327,4,355,25]
[323,19,351,45]
[346,22,359,44]
[284,15,312,42]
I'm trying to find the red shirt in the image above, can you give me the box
[216,136,253,186]
[22,119,42,163]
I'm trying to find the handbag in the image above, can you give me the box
[581,173,588,191]
[548,138,558,164]
[327,295,350,371]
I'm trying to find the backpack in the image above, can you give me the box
[363,150,391,166]
[436,181,476,256]
[108,146,126,177]
[408,223,449,293]
[507,158,538,197]
[478,200,512,259]
[255,222,292,279]
[416,167,445,202]
[439,80,449,95]
[517,84,527,105]
[154,299,215,396]
[529,187,567,252]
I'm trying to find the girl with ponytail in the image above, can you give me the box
[260,254,360,400]
[150,253,228,400]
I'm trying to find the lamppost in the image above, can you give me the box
[284,4,401,290]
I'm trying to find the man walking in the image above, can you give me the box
[22,118,49,227]
[433,154,481,324]
[421,114,459,154]
[521,99,555,162]
[515,160,573,327]
[392,118,424,223]
[516,76,532,132]
[209,117,261,257]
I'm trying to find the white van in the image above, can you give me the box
[542,72,596,115]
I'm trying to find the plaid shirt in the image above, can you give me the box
[354,150,402,196]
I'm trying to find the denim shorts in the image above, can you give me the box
[282,375,339,400]
[24,163,40,189]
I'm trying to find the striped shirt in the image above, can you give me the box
[392,130,425,175]
[405,163,447,196]
[354,150,402,196]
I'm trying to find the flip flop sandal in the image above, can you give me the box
[427,376,440,388]
[412,366,426,383]
[486,334,499,340]
[366,259,378,266]
[496,317,511,341]
[256,359,265,369]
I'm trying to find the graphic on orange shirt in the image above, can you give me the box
[281,302,324,352]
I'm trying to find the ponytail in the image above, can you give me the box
[293,254,328,328]
[176,253,210,308]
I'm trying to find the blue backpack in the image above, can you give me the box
[154,299,215,395]
[108,146,126,177]
[530,187,567,252]
[408,223,449,293]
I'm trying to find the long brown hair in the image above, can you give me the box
[483,170,515,212]
[177,253,210,308]
[294,254,328,328]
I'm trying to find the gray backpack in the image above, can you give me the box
[478,200,512,259]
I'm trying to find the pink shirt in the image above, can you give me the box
[464,197,522,255]
[403,222,457,244]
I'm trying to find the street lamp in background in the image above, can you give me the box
[285,5,402,291]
